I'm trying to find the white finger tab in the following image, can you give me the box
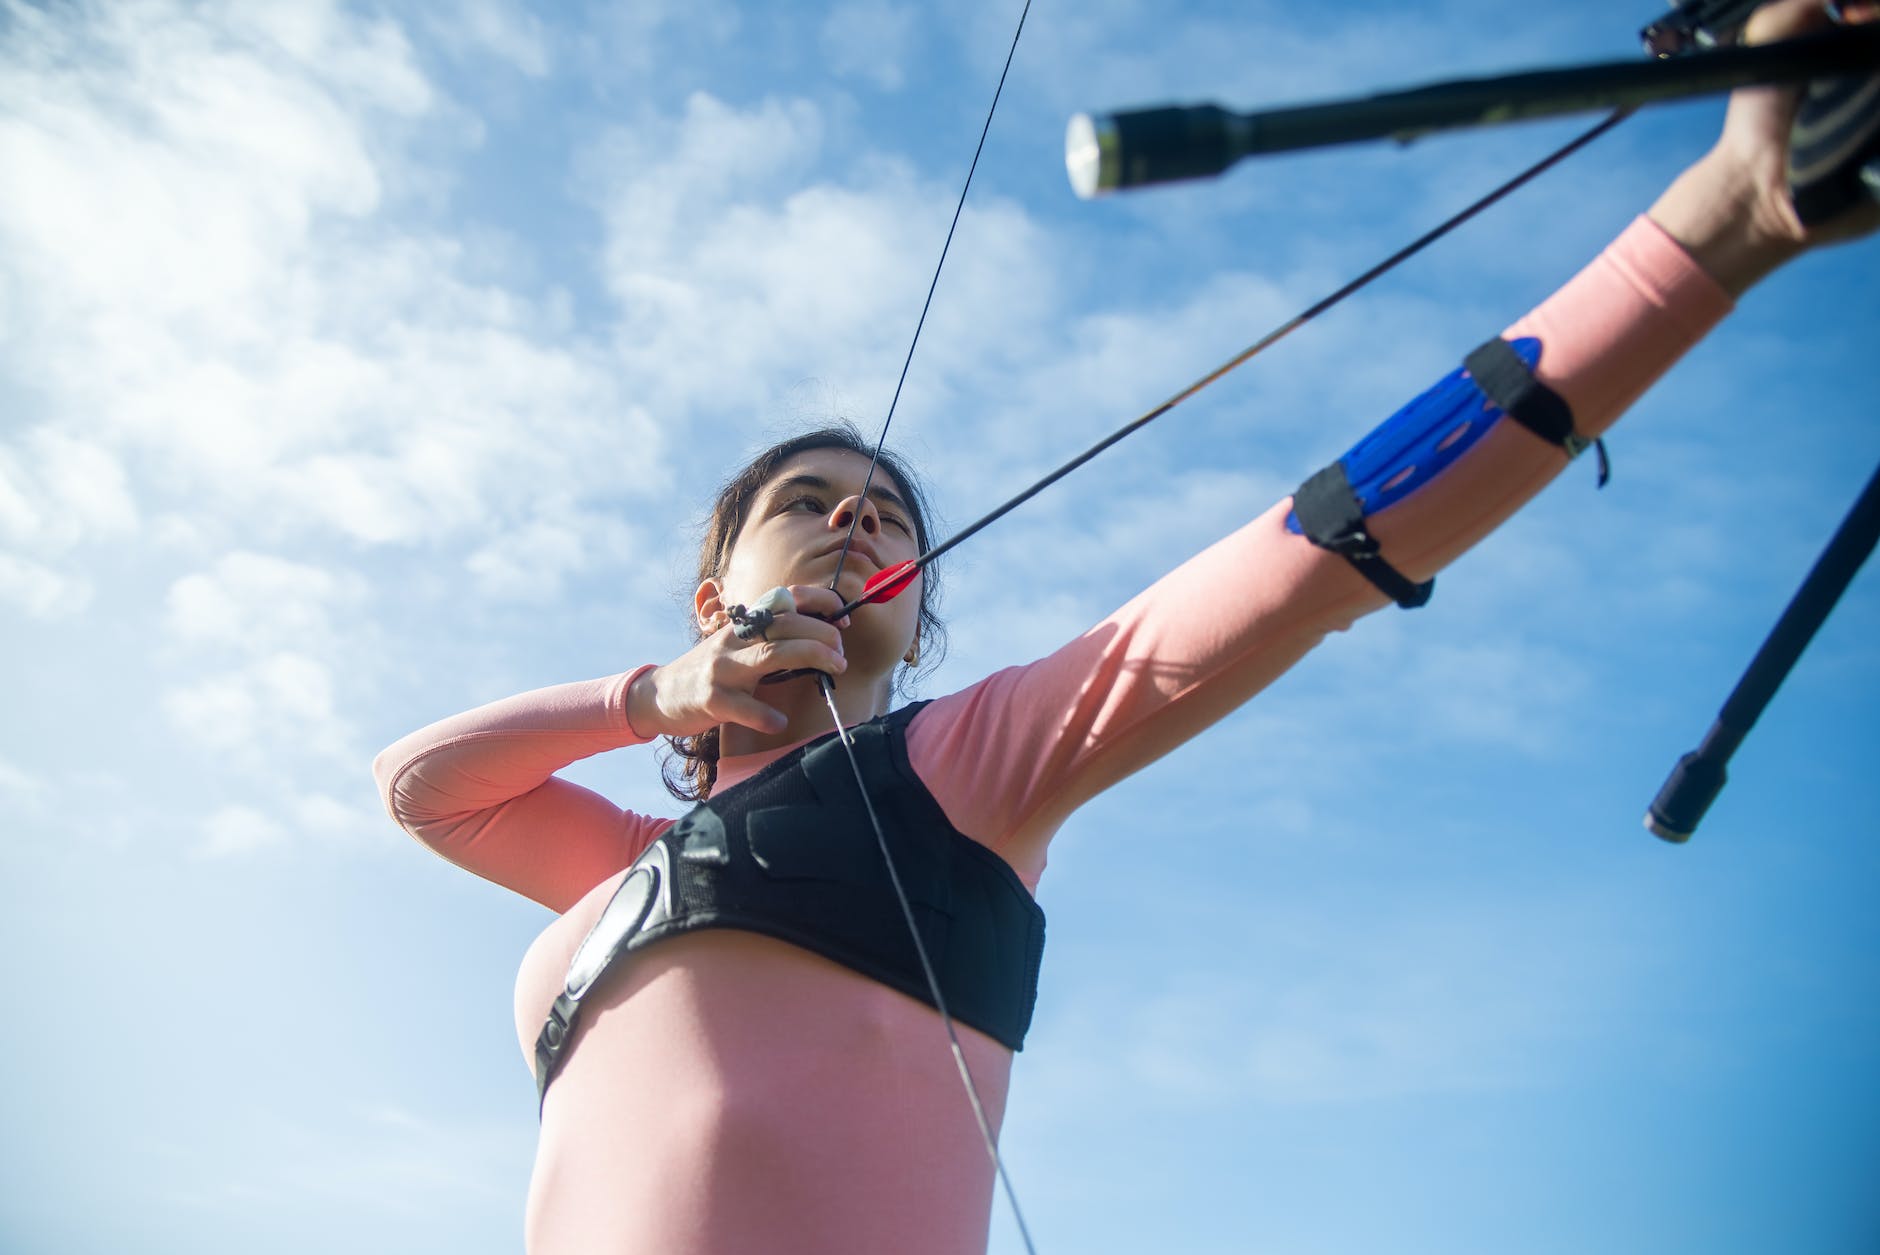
[753,586,796,616]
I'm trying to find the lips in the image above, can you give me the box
[813,537,881,574]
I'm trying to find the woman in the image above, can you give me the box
[374,3,1876,1250]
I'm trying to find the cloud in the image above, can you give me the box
[160,553,367,773]
[151,1100,524,1216]
[0,428,139,549]
[290,790,385,848]
[821,0,920,92]
[1032,886,1648,1111]
[0,2,426,336]
[163,650,353,765]
[196,803,292,858]
[0,551,91,619]
[1,0,660,566]
[1,0,667,863]
[0,755,48,812]
[423,0,553,78]
[465,514,626,601]
[571,0,741,79]
[166,551,361,651]
[585,90,1060,431]
[182,783,381,861]
[0,427,132,616]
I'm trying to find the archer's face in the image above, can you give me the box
[715,447,924,677]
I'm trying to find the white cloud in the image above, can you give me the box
[424,0,553,78]
[466,517,589,600]
[0,551,91,618]
[166,551,359,650]
[181,783,381,860]
[587,91,1060,427]
[291,790,384,848]
[1034,888,1644,1110]
[0,755,47,810]
[163,650,353,764]
[0,2,424,335]
[571,0,741,79]
[1381,635,1589,754]
[160,554,370,774]
[1,0,659,563]
[196,803,292,858]
[821,0,919,91]
[152,1101,523,1216]
[0,429,139,549]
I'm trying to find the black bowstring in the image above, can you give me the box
[831,107,1634,621]
[828,0,1034,592]
[817,2,1040,1252]
[814,676,1038,1252]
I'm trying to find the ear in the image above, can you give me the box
[694,579,727,635]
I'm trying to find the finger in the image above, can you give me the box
[721,604,844,651]
[785,584,854,628]
[731,636,848,680]
[772,611,845,651]
[1745,0,1840,43]
[712,690,790,735]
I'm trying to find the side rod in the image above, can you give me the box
[1646,461,1880,842]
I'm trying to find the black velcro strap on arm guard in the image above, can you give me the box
[1464,336,1609,486]
[1292,461,1435,609]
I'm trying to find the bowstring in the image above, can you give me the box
[819,2,1040,1251]
[816,676,1039,1254]
[828,0,1033,590]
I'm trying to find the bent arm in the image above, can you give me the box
[374,666,671,912]
[913,217,1734,880]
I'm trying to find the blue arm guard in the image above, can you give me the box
[1286,337,1602,609]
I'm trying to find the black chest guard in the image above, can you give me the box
[534,701,1047,1104]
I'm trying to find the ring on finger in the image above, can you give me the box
[728,604,774,642]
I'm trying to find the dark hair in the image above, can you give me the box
[662,423,946,801]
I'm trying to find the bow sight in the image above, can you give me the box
[1064,1,1880,843]
[1066,3,1880,224]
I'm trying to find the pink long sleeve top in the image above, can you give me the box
[374,218,1732,1254]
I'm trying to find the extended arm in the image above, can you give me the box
[912,0,1878,877]
[910,217,1732,881]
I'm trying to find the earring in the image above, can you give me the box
[903,638,921,668]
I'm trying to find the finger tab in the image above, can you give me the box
[752,586,797,615]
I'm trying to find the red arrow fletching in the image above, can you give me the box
[861,559,920,604]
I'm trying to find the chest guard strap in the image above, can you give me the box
[534,701,1047,1107]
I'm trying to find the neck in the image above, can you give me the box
[717,668,895,759]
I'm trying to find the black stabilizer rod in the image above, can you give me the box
[1646,461,1880,842]
[1066,23,1880,197]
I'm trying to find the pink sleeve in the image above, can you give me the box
[373,665,673,913]
[908,216,1734,882]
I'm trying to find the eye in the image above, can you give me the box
[779,494,827,515]
[880,511,913,535]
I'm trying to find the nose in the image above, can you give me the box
[828,493,879,537]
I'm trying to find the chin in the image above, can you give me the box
[838,624,912,676]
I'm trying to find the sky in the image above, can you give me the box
[1,1,1876,1252]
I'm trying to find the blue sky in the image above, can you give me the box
[1,1,1875,1252]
